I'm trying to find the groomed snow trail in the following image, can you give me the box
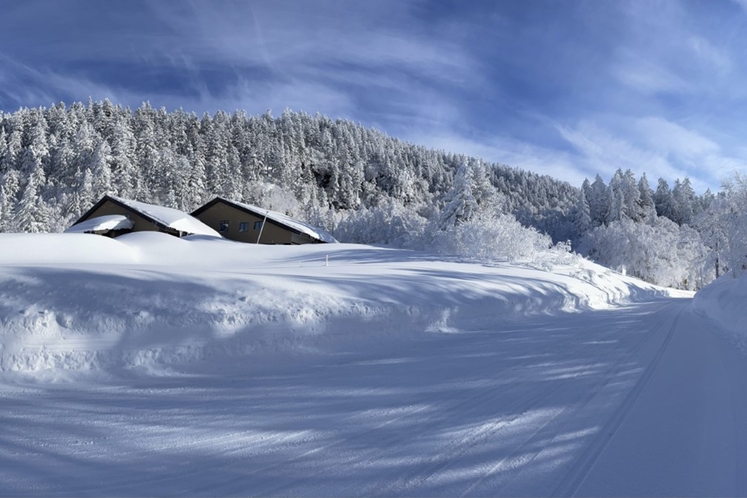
[2,298,745,496]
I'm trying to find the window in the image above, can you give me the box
[239,222,249,232]
[254,221,264,231]
[219,220,229,232]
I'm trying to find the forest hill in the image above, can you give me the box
[0,101,745,289]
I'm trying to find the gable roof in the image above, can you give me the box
[192,197,338,243]
[73,195,221,237]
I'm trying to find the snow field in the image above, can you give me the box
[0,232,686,376]
[6,233,747,496]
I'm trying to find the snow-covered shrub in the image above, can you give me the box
[332,199,428,247]
[580,217,709,289]
[330,198,562,265]
[430,211,553,262]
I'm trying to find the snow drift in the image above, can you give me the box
[0,233,687,375]
[692,273,747,350]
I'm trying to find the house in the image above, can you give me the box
[66,195,220,238]
[191,197,337,245]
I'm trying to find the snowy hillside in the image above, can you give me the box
[0,233,687,376]
[693,273,747,350]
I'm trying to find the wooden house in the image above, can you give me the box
[191,197,337,245]
[66,195,220,238]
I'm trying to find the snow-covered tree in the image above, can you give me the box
[91,140,113,199]
[438,163,479,229]
[715,174,747,277]
[672,177,696,225]
[654,178,676,222]
[580,216,708,289]
[637,173,657,222]
[587,174,608,226]
[1,100,728,288]
[14,149,49,233]
[572,187,592,238]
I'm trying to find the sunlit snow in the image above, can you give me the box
[2,233,746,496]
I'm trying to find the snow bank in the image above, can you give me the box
[0,233,686,376]
[692,274,747,350]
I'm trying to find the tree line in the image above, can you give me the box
[0,100,745,288]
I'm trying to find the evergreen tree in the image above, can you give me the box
[654,178,675,221]
[0,170,21,231]
[438,163,479,229]
[14,149,49,233]
[588,174,608,226]
[572,187,592,237]
[672,177,696,225]
[91,140,113,199]
[637,173,657,222]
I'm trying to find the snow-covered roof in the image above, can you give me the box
[65,214,134,234]
[211,197,338,243]
[108,197,221,237]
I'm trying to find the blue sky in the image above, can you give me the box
[2,0,747,192]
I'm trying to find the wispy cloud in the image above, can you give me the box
[555,116,747,193]
[0,54,130,110]
[688,36,733,74]
[1,0,746,192]
[401,125,590,187]
[141,0,485,114]
[612,55,691,96]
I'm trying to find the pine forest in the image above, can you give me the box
[1,100,746,290]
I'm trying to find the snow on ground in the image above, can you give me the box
[6,233,747,497]
[0,232,685,376]
[693,272,747,350]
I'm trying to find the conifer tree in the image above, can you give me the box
[439,163,479,229]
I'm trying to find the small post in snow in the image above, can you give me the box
[325,254,329,267]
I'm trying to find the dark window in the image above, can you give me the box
[239,222,249,232]
[254,221,264,231]
[219,220,229,232]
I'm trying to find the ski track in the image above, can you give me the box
[5,298,743,496]
[551,303,682,497]
[349,306,673,498]
[162,309,652,497]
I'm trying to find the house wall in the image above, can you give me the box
[79,200,172,235]
[194,203,314,244]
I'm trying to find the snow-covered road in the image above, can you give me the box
[2,298,745,496]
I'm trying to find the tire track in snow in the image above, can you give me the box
[260,303,677,497]
[48,382,450,496]
[450,302,680,497]
[256,368,563,497]
[184,371,542,496]
[550,302,684,497]
[11,302,681,497]
[172,322,616,498]
[360,303,677,497]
